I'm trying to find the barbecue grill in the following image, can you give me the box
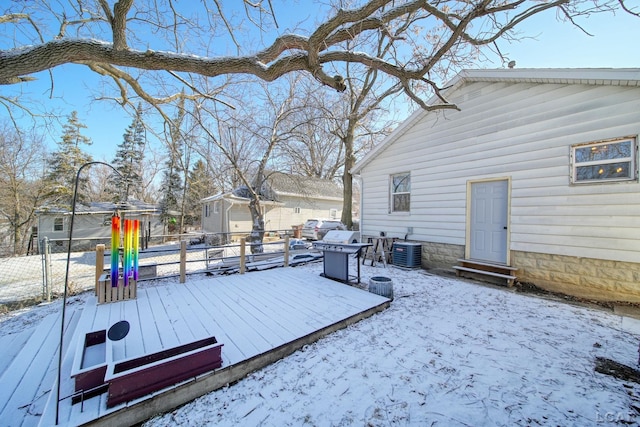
[312,230,371,284]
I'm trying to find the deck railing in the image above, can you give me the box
[0,229,315,309]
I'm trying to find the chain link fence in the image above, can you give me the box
[0,229,302,311]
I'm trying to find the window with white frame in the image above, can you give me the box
[329,208,337,218]
[213,201,220,214]
[572,137,637,184]
[53,217,64,231]
[390,172,411,212]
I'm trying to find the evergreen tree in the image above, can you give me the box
[47,111,93,208]
[185,159,216,227]
[111,103,146,202]
[160,100,186,232]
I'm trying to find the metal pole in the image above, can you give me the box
[55,162,121,425]
[45,238,52,302]
[40,238,47,300]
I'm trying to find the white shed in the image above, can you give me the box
[352,68,640,302]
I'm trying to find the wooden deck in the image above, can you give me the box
[2,267,390,427]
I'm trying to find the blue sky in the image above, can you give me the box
[492,7,640,69]
[5,5,639,160]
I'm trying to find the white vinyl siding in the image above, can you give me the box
[358,80,640,263]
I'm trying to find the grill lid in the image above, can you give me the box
[322,230,359,244]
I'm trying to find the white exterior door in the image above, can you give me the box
[469,180,509,264]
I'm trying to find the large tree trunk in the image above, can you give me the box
[341,132,355,230]
[247,197,265,254]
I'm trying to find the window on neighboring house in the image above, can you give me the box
[213,201,220,214]
[294,207,301,214]
[204,204,210,218]
[572,137,637,184]
[329,208,337,219]
[53,217,64,231]
[390,172,411,212]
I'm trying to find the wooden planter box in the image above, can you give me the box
[97,274,137,303]
[105,336,223,407]
[71,331,223,407]
[71,330,108,395]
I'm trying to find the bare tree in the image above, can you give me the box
[1,0,633,118]
[191,77,303,252]
[273,78,345,180]
[0,124,49,256]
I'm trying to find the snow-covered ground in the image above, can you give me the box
[140,262,640,427]
[2,259,640,426]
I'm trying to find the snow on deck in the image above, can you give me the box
[2,268,389,427]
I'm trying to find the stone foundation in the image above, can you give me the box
[420,242,464,270]
[417,241,640,302]
[511,251,640,303]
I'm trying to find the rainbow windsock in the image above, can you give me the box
[111,215,120,288]
[123,219,132,287]
[132,220,140,280]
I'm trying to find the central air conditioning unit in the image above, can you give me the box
[392,242,422,268]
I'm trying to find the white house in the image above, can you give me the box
[201,172,345,240]
[352,68,640,302]
[37,200,164,253]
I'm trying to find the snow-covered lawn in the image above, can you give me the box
[141,262,640,426]
[2,259,640,426]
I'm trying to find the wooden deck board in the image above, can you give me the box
[132,287,164,355]
[26,267,390,427]
[220,278,310,339]
[180,280,256,363]
[23,308,82,427]
[0,328,34,379]
[0,311,60,416]
[142,286,182,349]
[243,272,343,328]
[120,299,145,360]
[203,279,300,347]
[162,284,211,340]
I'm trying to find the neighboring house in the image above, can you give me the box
[201,172,345,239]
[37,200,164,253]
[352,68,640,302]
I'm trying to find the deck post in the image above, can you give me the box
[95,244,105,296]
[284,235,290,267]
[239,238,246,274]
[180,240,187,283]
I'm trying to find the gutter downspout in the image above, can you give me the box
[225,200,234,243]
[354,174,363,240]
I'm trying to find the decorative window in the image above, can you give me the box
[572,137,637,184]
[294,207,301,214]
[390,172,411,212]
[53,217,64,231]
[213,201,220,214]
